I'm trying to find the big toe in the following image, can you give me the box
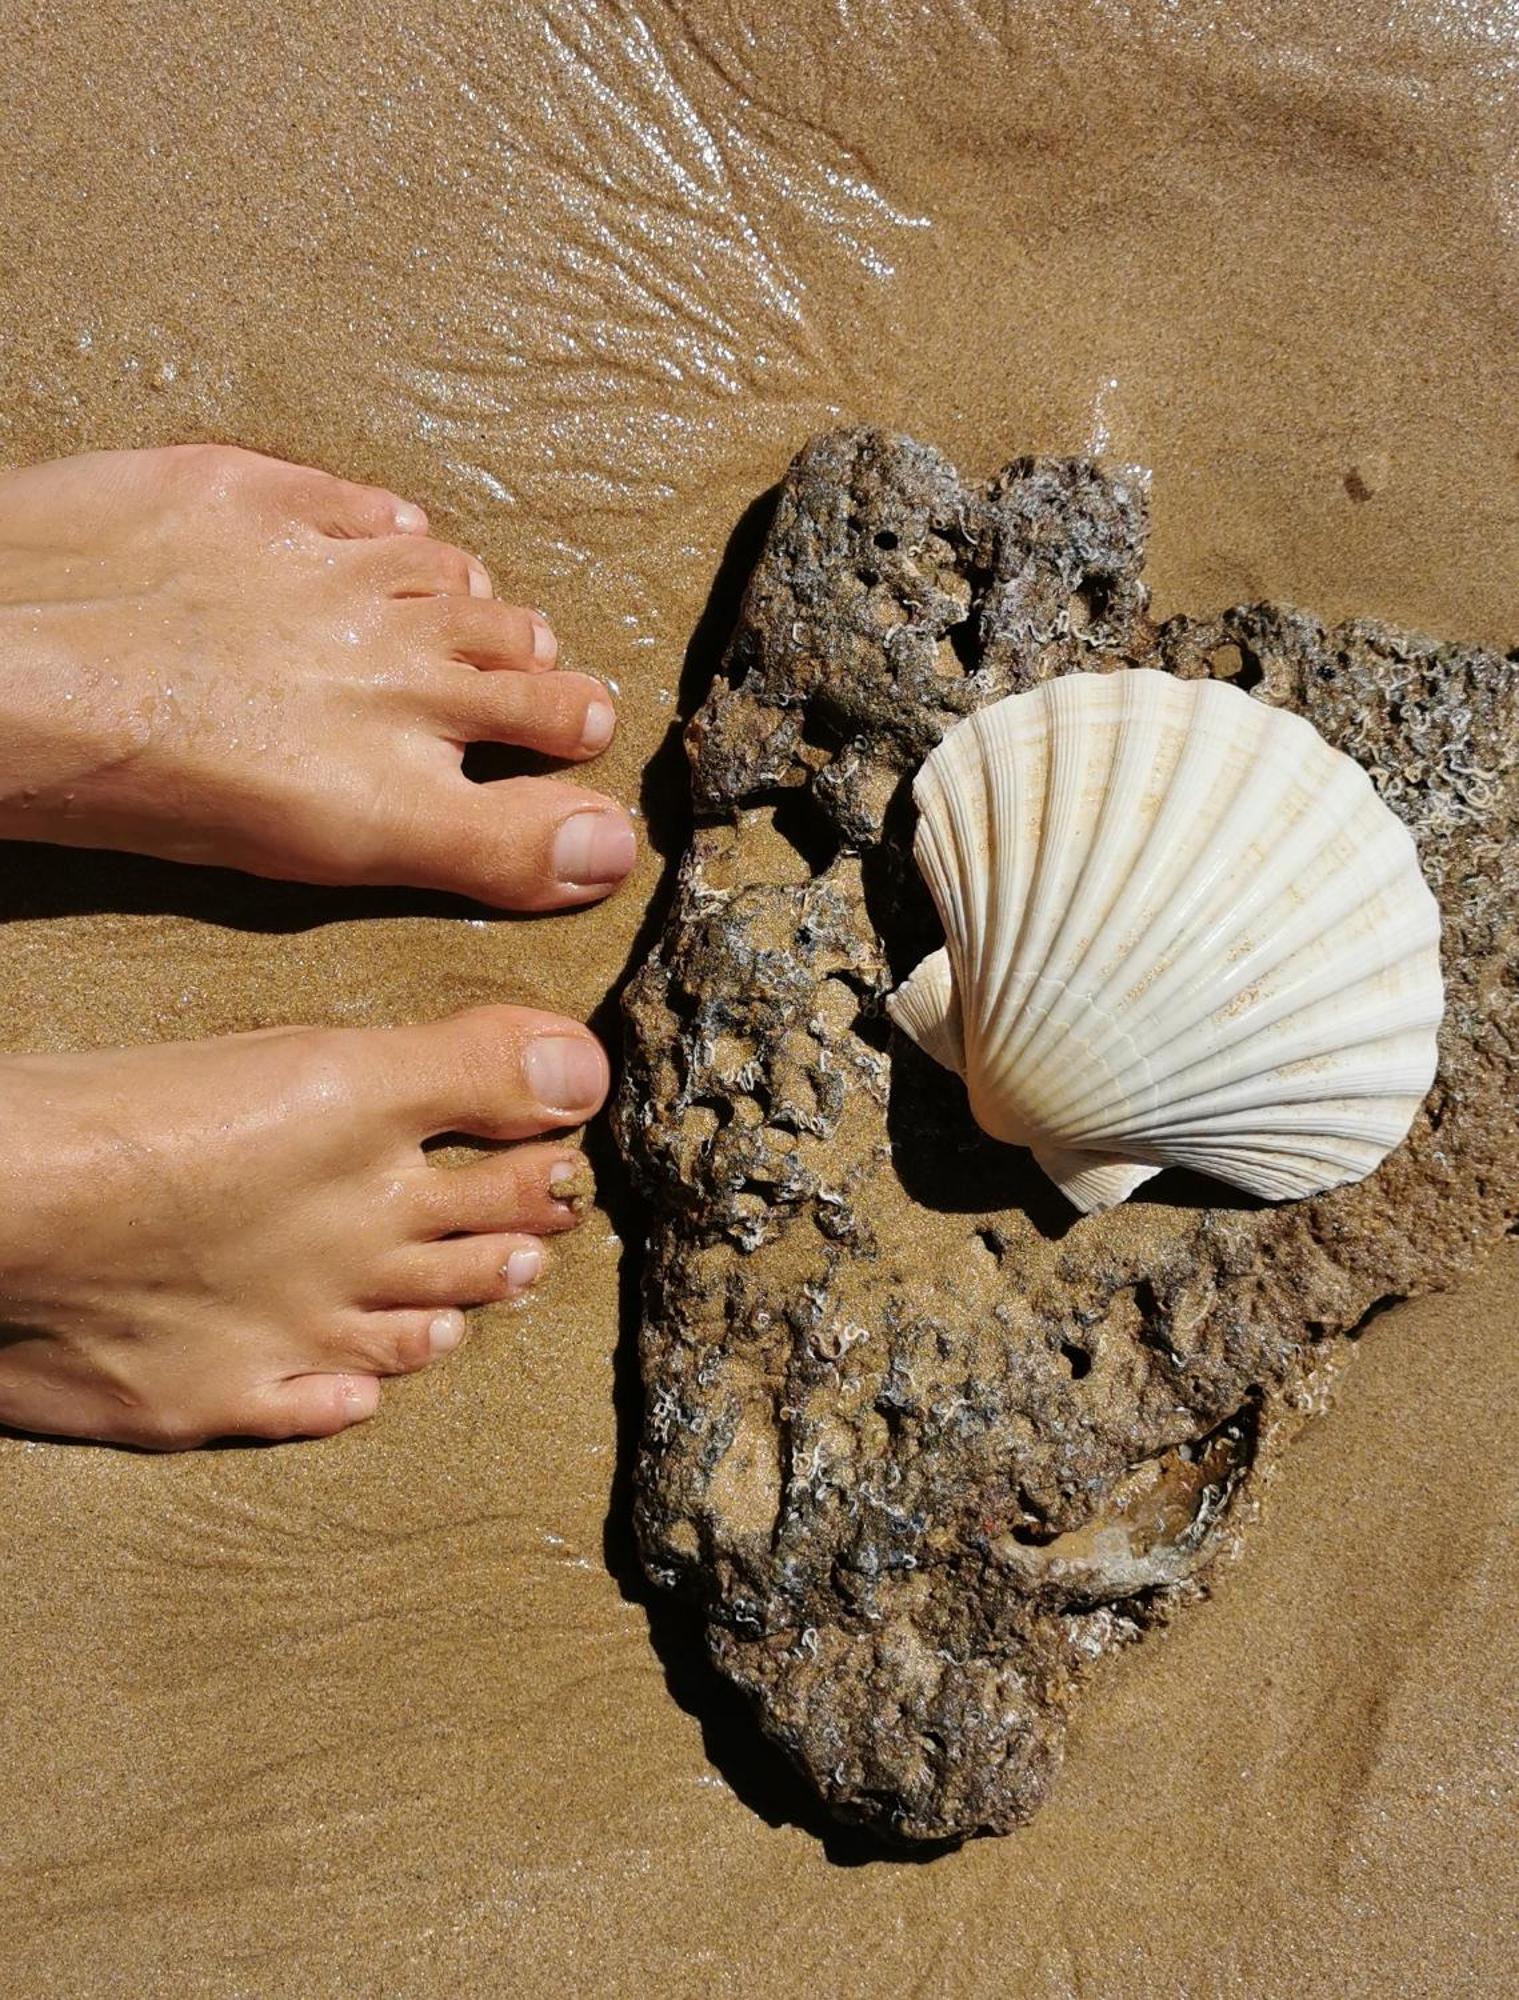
[394,774,637,911]
[391,1004,610,1141]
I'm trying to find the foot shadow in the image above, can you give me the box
[0,840,539,934]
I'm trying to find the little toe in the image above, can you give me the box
[393,1005,610,1140]
[242,1371,382,1440]
[398,775,637,910]
[288,464,429,540]
[384,1234,545,1310]
[319,1307,465,1379]
[416,1143,594,1240]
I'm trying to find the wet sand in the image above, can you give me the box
[1,1,1515,1991]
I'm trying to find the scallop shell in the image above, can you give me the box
[887,669,1443,1213]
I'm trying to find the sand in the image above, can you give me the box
[0,0,1514,1991]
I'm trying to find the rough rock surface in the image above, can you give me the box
[615,428,1519,1844]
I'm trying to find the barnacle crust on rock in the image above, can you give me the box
[615,427,1519,1845]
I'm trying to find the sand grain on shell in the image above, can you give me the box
[0,0,1515,1993]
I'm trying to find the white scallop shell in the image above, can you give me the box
[887,669,1443,1213]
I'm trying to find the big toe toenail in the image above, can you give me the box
[525,1034,606,1114]
[552,810,636,888]
[581,700,616,754]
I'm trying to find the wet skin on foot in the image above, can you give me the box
[0,445,634,1446]
[0,1007,608,1448]
[0,443,638,906]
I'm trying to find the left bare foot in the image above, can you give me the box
[0,443,637,907]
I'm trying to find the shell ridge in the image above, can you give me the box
[1012,689,1284,1111]
[1056,998,1441,1148]
[1014,717,1283,1133]
[1135,1092,1432,1151]
[999,671,1194,1091]
[982,686,1070,1073]
[1028,739,1414,1130]
[1043,912,1442,1143]
[995,675,1242,1134]
[1082,1057,1436,1150]
[983,681,1114,1091]
[891,669,1445,1212]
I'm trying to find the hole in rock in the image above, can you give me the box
[1060,1341,1093,1380]
[1210,643,1264,692]
[1068,572,1118,634]
[767,788,841,875]
[873,530,899,551]
[947,616,981,675]
[1010,1521,1061,1548]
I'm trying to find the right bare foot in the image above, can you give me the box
[0,1006,611,1449]
[0,444,637,907]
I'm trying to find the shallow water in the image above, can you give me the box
[1,1,1515,1991]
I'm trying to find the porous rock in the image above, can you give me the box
[615,428,1518,1844]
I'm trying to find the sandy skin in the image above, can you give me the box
[0,445,635,1447]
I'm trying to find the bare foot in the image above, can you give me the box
[0,445,636,907]
[0,1007,608,1447]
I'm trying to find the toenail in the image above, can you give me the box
[581,700,616,754]
[393,500,428,534]
[552,809,636,887]
[342,1376,377,1415]
[429,1310,466,1356]
[525,1034,605,1114]
[468,562,492,599]
[505,1245,544,1292]
[531,613,558,665]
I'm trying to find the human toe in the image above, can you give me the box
[118,1367,384,1448]
[242,1371,383,1439]
[394,1005,611,1140]
[414,1143,595,1239]
[413,595,556,668]
[439,661,616,760]
[359,534,491,600]
[276,458,430,539]
[380,1233,546,1311]
[399,775,636,910]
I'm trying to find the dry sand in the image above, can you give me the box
[0,1,1514,1992]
